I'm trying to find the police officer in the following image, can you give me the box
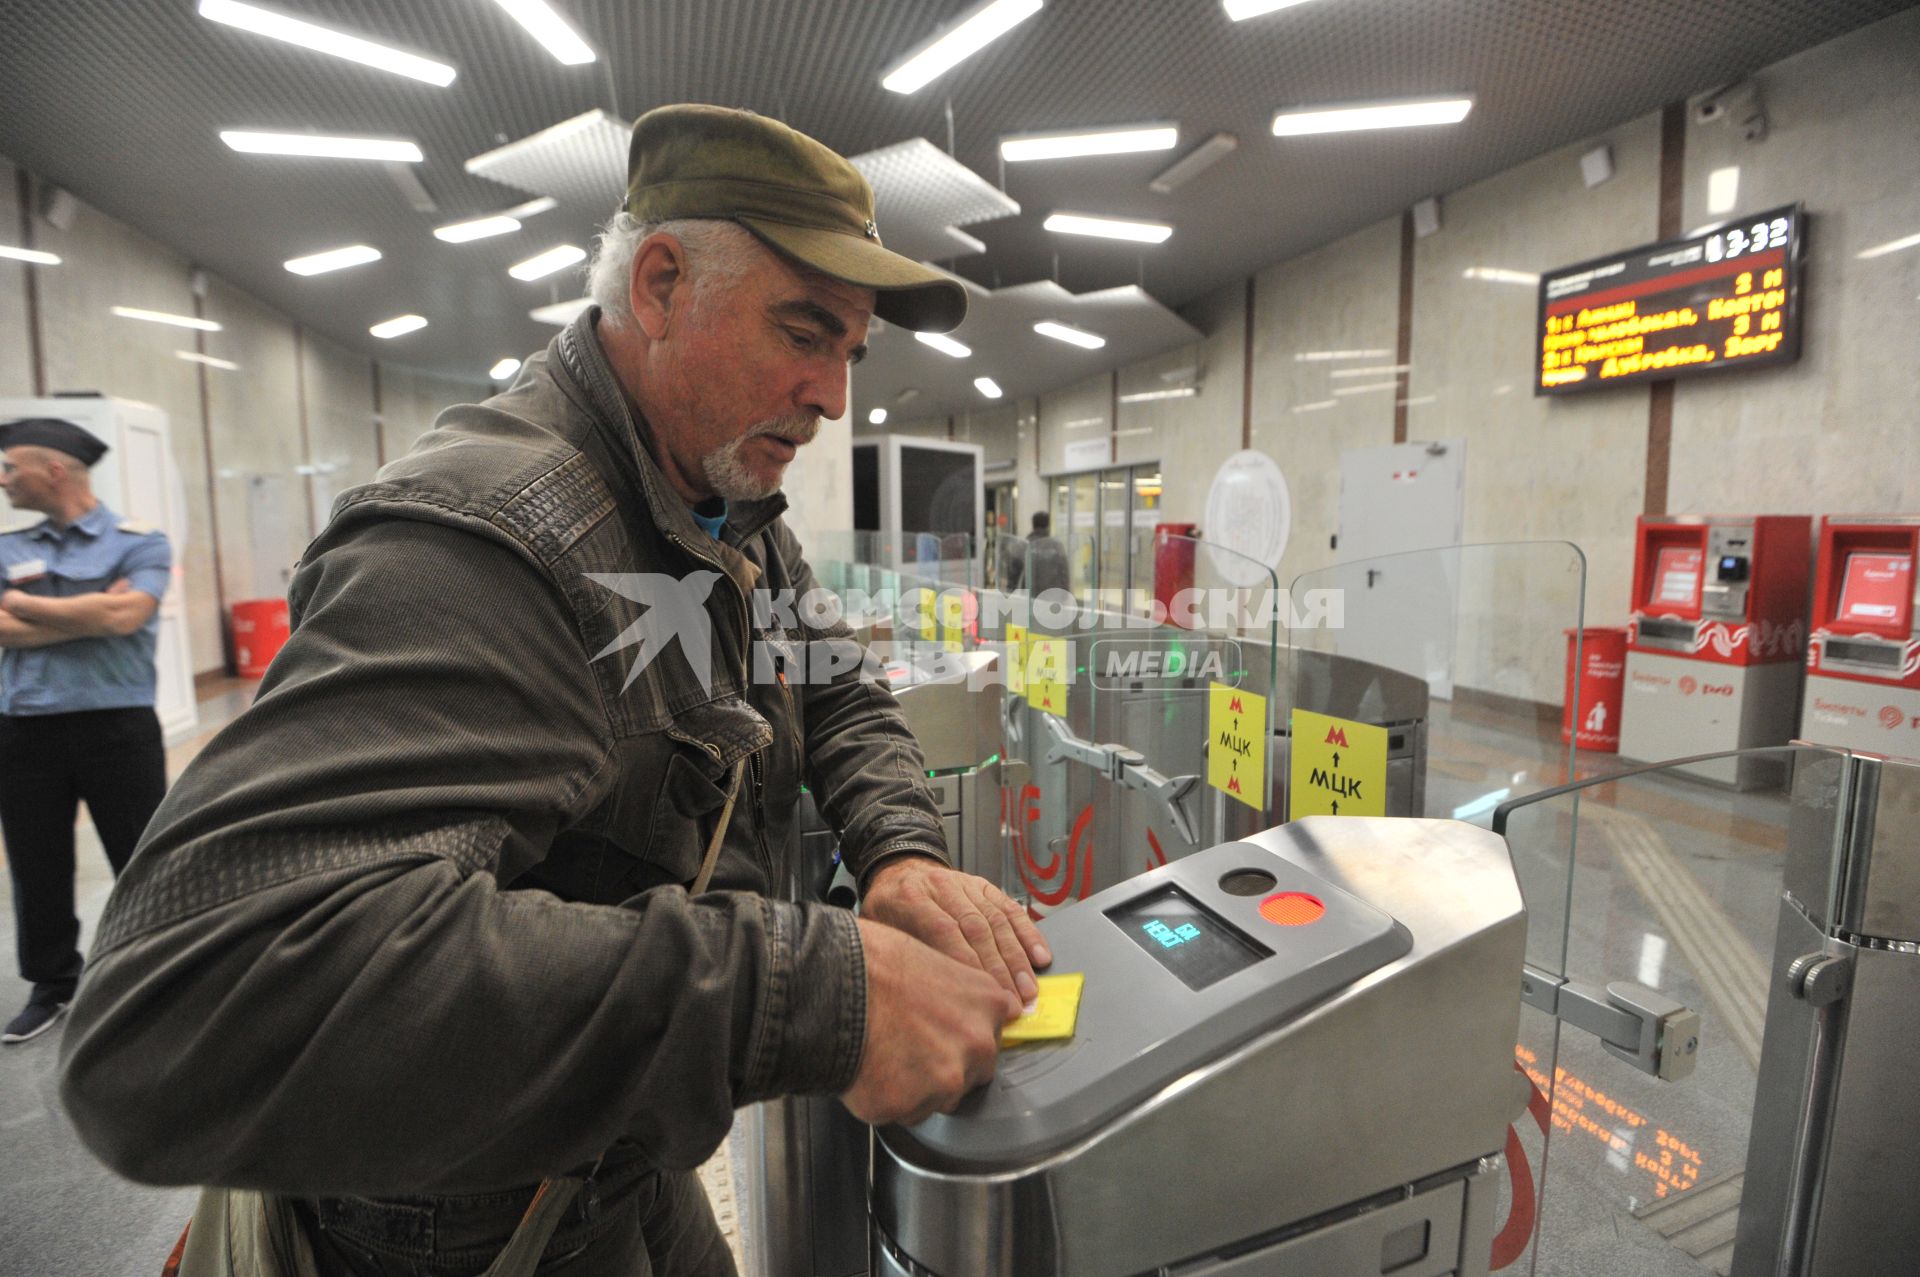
[0,418,172,1043]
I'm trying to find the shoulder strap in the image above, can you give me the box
[479,1177,586,1277]
[690,761,747,896]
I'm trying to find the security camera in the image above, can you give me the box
[1693,80,1768,142]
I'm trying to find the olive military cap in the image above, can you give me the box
[625,104,968,333]
[0,418,108,466]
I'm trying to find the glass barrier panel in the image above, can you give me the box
[1491,745,1852,1277]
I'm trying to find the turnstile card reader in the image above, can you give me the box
[905,842,1410,1170]
[873,817,1527,1277]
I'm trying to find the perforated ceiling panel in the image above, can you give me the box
[852,138,1020,263]
[464,109,631,211]
[0,0,1911,414]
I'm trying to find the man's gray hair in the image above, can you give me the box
[585,213,763,329]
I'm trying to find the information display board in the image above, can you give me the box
[1537,204,1804,395]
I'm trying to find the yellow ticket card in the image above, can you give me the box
[1000,973,1086,1045]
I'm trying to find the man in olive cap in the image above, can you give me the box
[0,419,171,1045]
[64,106,1045,1275]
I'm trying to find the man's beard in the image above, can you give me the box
[701,415,818,501]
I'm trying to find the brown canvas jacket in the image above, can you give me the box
[59,308,949,1200]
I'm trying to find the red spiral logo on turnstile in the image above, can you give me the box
[1490,1063,1552,1270]
[1011,788,1096,914]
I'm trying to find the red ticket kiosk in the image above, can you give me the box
[1617,515,1811,788]
[1799,517,1920,756]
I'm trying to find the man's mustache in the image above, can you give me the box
[743,416,819,447]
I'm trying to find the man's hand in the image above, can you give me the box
[2,579,156,637]
[0,588,27,615]
[841,918,1009,1126]
[862,856,1051,1017]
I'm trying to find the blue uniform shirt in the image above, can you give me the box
[0,502,172,716]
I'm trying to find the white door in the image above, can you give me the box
[1335,441,1466,699]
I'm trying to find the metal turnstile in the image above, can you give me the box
[872,817,1527,1277]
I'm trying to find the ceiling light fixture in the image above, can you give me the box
[1294,348,1390,361]
[1272,96,1474,137]
[529,298,592,325]
[196,0,456,86]
[508,244,587,281]
[176,351,240,370]
[1328,364,1410,378]
[1857,232,1920,260]
[283,244,382,275]
[489,357,523,380]
[369,314,428,339]
[868,408,889,425]
[220,131,423,161]
[915,331,972,358]
[503,196,559,219]
[1332,381,1399,396]
[1224,0,1320,19]
[435,215,521,243]
[1033,320,1106,349]
[1461,266,1539,285]
[974,377,1004,399]
[1000,124,1177,162]
[881,0,1043,95]
[893,388,922,405]
[1149,133,1239,193]
[488,0,596,65]
[111,306,222,332]
[1043,212,1173,244]
[0,245,60,265]
[1117,387,1197,403]
[1291,399,1337,413]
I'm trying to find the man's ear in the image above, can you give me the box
[629,233,688,341]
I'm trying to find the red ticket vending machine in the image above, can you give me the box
[1617,515,1811,788]
[1799,517,1920,756]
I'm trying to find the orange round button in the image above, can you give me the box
[1259,892,1325,926]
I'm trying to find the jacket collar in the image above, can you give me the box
[29,501,113,541]
[552,308,788,550]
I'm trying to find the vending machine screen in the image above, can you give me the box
[1836,552,1913,632]
[1651,546,1704,609]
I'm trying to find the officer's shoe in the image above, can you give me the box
[2,999,68,1044]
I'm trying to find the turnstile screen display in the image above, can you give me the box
[1105,885,1272,991]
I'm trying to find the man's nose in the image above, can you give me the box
[800,366,849,425]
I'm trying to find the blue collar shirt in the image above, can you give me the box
[0,502,173,716]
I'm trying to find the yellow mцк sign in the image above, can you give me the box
[1288,709,1387,819]
[1207,683,1266,811]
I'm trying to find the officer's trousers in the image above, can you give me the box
[0,706,167,1003]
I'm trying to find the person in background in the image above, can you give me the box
[0,418,171,1044]
[1024,510,1071,598]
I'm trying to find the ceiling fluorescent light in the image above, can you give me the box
[1043,212,1173,243]
[1462,266,1539,285]
[489,0,596,64]
[974,377,1004,399]
[508,244,587,281]
[1291,399,1337,413]
[881,0,1043,95]
[221,130,423,161]
[1329,364,1410,378]
[435,215,521,243]
[915,331,972,358]
[369,314,428,339]
[1706,166,1740,215]
[1857,232,1920,260]
[1294,348,1390,361]
[868,408,889,425]
[1224,0,1320,19]
[489,358,523,380]
[1149,133,1238,194]
[176,350,239,370]
[196,0,456,86]
[1332,381,1399,396]
[1117,387,1196,403]
[1001,124,1177,162]
[1033,320,1106,349]
[0,244,60,265]
[111,305,221,332]
[893,388,922,405]
[529,297,592,325]
[1272,96,1474,137]
[284,244,381,275]
[503,196,559,219]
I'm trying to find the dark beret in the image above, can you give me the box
[0,418,108,466]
